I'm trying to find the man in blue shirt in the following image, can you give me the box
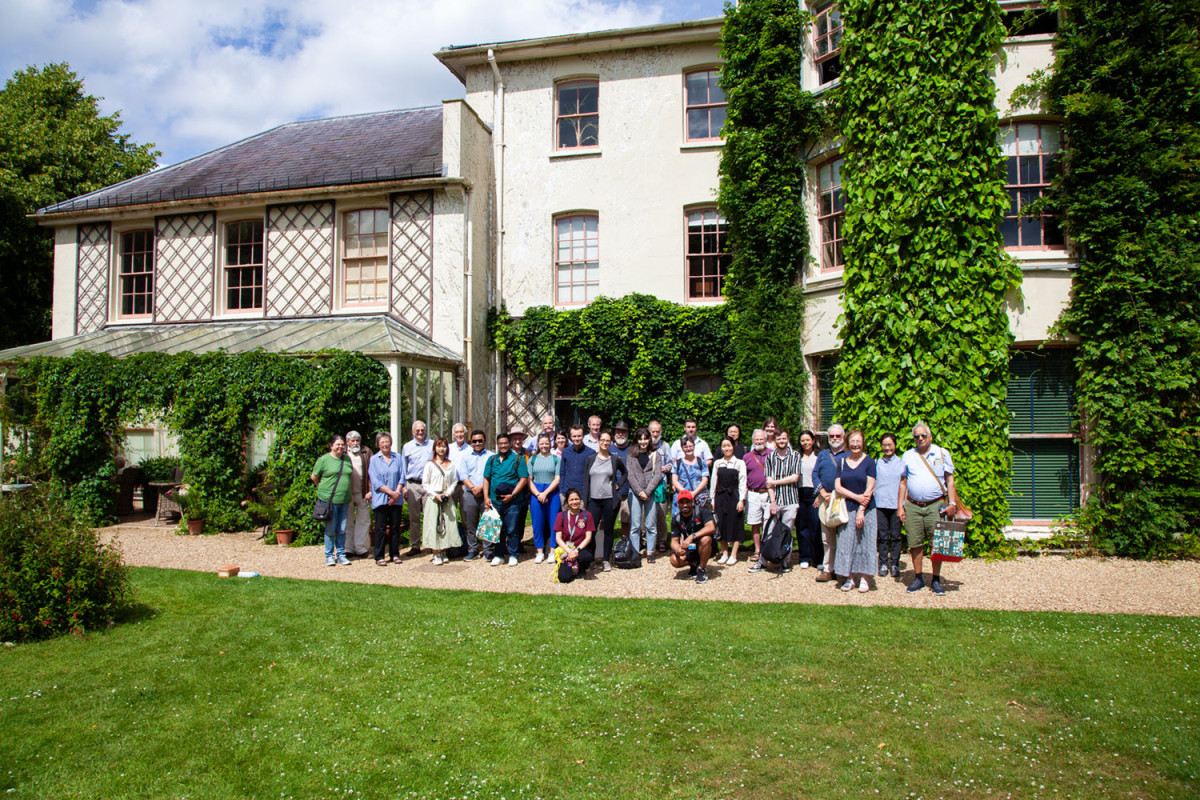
[456,429,493,561]
[402,421,434,556]
[898,422,958,595]
[813,424,848,582]
[559,424,591,504]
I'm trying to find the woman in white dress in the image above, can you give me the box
[421,437,462,564]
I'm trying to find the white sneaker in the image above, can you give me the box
[508,556,518,567]
[716,553,728,565]
[490,556,503,566]
[858,577,870,593]
[534,552,545,564]
[799,561,810,569]
[431,555,444,565]
[840,579,854,592]
[726,554,737,565]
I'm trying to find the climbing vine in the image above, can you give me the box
[490,294,734,442]
[835,0,1020,554]
[1046,1,1200,557]
[2,350,388,544]
[717,0,828,429]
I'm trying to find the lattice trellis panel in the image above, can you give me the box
[390,192,434,336]
[267,202,334,318]
[75,223,110,335]
[504,369,551,435]
[155,213,215,322]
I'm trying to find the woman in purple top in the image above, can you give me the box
[833,429,877,592]
[554,488,595,583]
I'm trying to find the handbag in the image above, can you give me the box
[819,494,850,526]
[477,507,502,543]
[916,446,974,521]
[932,519,966,562]
[312,457,347,522]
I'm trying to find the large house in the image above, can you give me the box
[2,2,1079,529]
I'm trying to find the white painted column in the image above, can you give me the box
[387,359,401,443]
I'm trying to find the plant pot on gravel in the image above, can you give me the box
[274,528,296,545]
[186,518,204,535]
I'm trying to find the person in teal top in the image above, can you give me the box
[528,432,562,563]
[482,433,529,566]
[311,435,353,566]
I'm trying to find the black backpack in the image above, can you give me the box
[612,533,641,568]
[761,513,793,564]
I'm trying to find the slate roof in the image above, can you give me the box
[0,316,460,365]
[37,107,445,216]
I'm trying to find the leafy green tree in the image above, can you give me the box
[717,0,826,429]
[0,63,158,348]
[1046,1,1200,557]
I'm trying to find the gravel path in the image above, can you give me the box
[97,518,1200,617]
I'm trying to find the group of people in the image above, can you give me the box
[310,414,961,594]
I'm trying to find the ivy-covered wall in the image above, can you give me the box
[1046,1,1200,557]
[490,294,734,442]
[717,0,827,428]
[2,350,388,543]
[834,0,1021,554]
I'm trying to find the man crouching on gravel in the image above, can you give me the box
[670,490,716,584]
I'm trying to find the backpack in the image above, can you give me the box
[760,512,793,564]
[611,532,641,568]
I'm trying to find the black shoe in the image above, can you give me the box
[890,564,901,579]
[878,564,889,577]
[688,565,698,576]
[405,546,422,557]
[907,575,926,593]
[695,567,708,584]
[931,577,946,596]
[463,549,479,562]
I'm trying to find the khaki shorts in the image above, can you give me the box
[746,491,770,525]
[903,500,941,549]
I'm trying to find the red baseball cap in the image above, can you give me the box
[677,490,694,501]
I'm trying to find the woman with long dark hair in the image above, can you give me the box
[711,435,747,565]
[797,430,821,570]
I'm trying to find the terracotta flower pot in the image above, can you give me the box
[275,528,296,545]
[187,518,204,535]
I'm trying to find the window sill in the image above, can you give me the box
[1002,33,1056,45]
[802,270,844,293]
[680,141,724,152]
[686,296,726,305]
[109,316,154,326]
[213,311,266,322]
[549,148,602,160]
[1009,249,1075,269]
[335,304,388,315]
[810,78,841,96]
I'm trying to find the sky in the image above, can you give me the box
[1,0,729,166]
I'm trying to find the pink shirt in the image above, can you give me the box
[742,448,770,491]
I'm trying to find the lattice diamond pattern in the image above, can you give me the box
[390,192,434,335]
[504,369,551,434]
[75,223,110,335]
[267,202,333,317]
[155,213,215,322]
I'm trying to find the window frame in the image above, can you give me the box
[816,156,846,273]
[811,2,843,86]
[115,227,155,320]
[1000,120,1066,252]
[1006,347,1080,522]
[553,212,600,307]
[339,206,391,308]
[554,78,600,152]
[683,68,727,143]
[1000,1,1059,37]
[684,205,731,301]
[221,218,265,315]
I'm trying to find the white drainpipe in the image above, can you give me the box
[488,48,506,438]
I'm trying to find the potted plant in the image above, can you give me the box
[247,481,294,545]
[173,485,205,535]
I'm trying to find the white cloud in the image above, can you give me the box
[1,0,670,164]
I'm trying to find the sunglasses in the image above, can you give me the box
[470,438,485,443]
[914,433,930,439]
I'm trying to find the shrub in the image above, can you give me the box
[136,455,181,483]
[0,487,130,642]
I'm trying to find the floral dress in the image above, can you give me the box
[421,460,462,549]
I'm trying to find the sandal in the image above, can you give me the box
[376,559,388,566]
[391,557,403,564]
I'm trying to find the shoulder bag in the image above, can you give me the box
[818,457,850,526]
[312,457,347,522]
[917,447,973,521]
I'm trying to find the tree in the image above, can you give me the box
[0,63,158,349]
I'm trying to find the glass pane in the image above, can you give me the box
[709,75,725,103]
[832,188,845,214]
[1019,216,1041,246]
[1041,124,1060,154]
[577,83,598,114]
[375,209,389,232]
[558,284,571,303]
[579,117,599,147]
[415,369,429,430]
[1007,157,1019,185]
[820,193,833,217]
[688,109,709,139]
[443,370,455,431]
[688,231,702,254]
[345,212,358,235]
[999,125,1017,156]
[558,85,578,114]
[832,159,842,186]
[1043,154,1058,181]
[1017,123,1039,154]
[1019,155,1041,185]
[1044,217,1064,246]
[709,107,726,136]
[1001,218,1019,247]
[559,119,578,148]
[429,370,443,437]
[686,72,708,105]
[400,366,412,438]
[585,242,598,261]
[585,216,597,233]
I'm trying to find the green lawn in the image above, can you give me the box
[1,569,1196,799]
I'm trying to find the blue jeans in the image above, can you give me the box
[627,492,657,552]
[529,482,561,551]
[500,502,523,557]
[323,502,349,560]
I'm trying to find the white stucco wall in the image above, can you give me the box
[460,40,724,315]
[50,226,78,340]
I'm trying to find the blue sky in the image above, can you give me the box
[2,0,729,166]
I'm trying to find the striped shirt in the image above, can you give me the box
[766,447,804,507]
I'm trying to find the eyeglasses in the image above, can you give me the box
[914,433,930,440]
[828,434,843,439]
